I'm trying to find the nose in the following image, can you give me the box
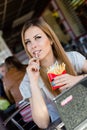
[31,41,37,49]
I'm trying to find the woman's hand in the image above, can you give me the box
[26,57,40,83]
[52,74,83,91]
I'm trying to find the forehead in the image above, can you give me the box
[24,26,45,38]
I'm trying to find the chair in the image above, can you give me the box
[3,100,40,130]
[3,101,65,130]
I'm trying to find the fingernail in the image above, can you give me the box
[51,81,55,86]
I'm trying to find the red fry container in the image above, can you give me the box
[47,70,66,90]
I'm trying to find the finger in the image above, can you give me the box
[27,62,40,72]
[59,83,73,91]
[28,58,38,64]
[53,76,68,85]
[31,61,40,70]
[28,59,40,70]
[27,65,38,72]
[55,81,67,87]
[54,73,68,80]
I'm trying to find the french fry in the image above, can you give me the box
[47,62,66,90]
[47,62,66,74]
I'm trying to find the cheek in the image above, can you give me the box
[42,40,52,55]
[45,40,51,51]
[42,38,51,48]
[26,45,31,52]
[26,46,33,56]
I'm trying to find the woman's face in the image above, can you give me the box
[24,26,53,61]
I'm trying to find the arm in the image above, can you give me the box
[29,82,50,129]
[27,58,50,129]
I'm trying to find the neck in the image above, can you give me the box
[40,54,56,69]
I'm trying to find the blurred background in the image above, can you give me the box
[0,0,87,64]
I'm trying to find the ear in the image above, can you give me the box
[51,41,53,45]
[49,37,53,45]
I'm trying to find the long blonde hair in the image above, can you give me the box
[21,18,76,96]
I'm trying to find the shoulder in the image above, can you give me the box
[66,51,86,63]
[66,51,86,59]
[66,51,86,74]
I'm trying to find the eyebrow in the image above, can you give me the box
[25,34,41,42]
[33,34,41,38]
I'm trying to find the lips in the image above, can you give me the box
[33,50,41,57]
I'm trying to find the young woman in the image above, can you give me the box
[20,18,87,129]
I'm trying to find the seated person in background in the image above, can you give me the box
[19,18,87,129]
[2,57,39,130]
[3,56,27,104]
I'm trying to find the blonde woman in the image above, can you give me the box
[20,18,87,129]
